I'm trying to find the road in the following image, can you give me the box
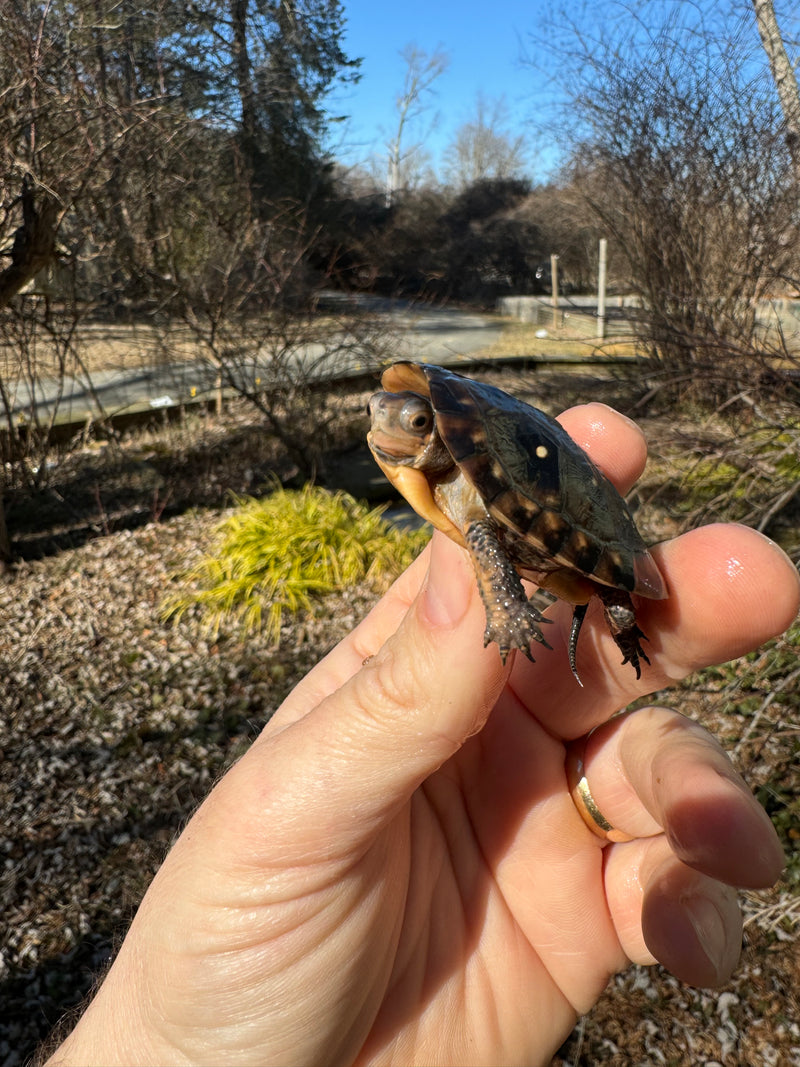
[3,303,505,430]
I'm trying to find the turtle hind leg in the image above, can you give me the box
[597,587,650,680]
[464,519,552,664]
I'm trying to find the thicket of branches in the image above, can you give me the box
[0,0,361,303]
[542,1,800,399]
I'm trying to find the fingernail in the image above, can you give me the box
[422,547,472,629]
[683,893,727,980]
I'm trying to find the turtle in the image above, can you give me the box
[366,361,667,683]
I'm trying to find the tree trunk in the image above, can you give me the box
[0,179,58,310]
[230,0,260,183]
[752,0,800,177]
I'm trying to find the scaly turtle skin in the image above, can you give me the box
[367,361,667,682]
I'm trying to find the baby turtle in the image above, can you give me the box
[367,361,667,683]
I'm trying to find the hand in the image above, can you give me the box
[48,404,799,1067]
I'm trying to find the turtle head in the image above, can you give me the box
[366,365,469,547]
[367,390,453,474]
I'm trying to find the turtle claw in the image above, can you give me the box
[614,629,650,680]
[569,595,652,683]
[484,602,552,665]
[568,603,588,686]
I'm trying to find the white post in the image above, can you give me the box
[597,238,607,340]
[551,254,559,330]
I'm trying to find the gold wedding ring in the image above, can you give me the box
[566,744,635,844]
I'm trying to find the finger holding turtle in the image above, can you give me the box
[509,521,800,739]
[561,705,785,989]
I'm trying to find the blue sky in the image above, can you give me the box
[330,0,552,178]
[327,0,800,183]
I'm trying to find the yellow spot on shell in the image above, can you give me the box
[535,444,548,459]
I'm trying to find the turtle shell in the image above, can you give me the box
[379,361,666,603]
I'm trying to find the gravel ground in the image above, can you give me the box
[2,383,799,1066]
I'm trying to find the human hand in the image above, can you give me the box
[48,404,799,1067]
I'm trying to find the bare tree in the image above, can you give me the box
[442,94,528,191]
[0,183,59,310]
[0,3,75,310]
[0,0,116,561]
[385,44,449,205]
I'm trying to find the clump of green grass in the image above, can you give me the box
[665,420,800,534]
[163,485,430,641]
[678,455,745,506]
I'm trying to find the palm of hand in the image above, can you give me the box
[355,700,614,1066]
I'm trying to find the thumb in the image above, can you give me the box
[331,529,507,786]
[226,532,508,859]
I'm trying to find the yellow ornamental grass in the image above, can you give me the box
[163,485,430,642]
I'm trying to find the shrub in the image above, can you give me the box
[163,485,430,641]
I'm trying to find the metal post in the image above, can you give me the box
[551,254,559,330]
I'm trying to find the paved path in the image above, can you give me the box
[3,304,504,429]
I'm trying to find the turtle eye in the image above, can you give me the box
[399,396,433,435]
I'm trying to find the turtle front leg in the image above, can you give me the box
[597,587,650,680]
[464,519,552,664]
